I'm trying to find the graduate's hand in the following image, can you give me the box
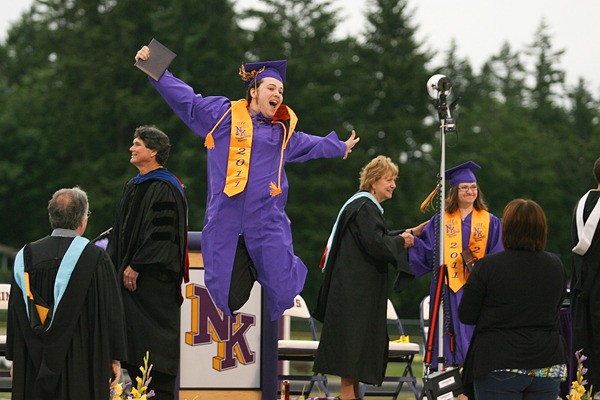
[344,130,360,159]
[135,45,151,62]
[401,231,414,248]
[110,360,121,387]
[123,265,139,292]
[408,220,429,237]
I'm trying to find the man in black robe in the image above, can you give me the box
[107,125,188,400]
[571,156,600,396]
[6,186,126,400]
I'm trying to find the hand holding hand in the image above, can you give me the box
[401,231,414,248]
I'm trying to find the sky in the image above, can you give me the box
[2,0,600,91]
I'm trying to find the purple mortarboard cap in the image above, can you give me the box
[240,60,287,87]
[446,161,481,187]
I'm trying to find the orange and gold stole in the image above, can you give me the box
[204,100,298,197]
[444,209,490,292]
[223,100,253,197]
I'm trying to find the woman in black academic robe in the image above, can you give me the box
[312,155,416,400]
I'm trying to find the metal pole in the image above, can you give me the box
[437,117,446,372]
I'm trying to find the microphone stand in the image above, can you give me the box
[434,90,457,372]
[422,76,462,399]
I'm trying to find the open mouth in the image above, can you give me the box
[269,100,278,108]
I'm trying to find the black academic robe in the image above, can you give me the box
[6,235,126,400]
[312,196,414,385]
[107,176,187,375]
[571,190,600,394]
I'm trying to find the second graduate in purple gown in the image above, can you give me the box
[134,48,360,320]
[409,161,503,367]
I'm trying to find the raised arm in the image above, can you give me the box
[133,45,230,139]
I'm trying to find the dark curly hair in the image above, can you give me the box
[134,125,171,166]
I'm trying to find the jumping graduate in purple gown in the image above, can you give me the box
[135,47,360,320]
[409,161,503,368]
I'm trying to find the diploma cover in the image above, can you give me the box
[134,38,176,81]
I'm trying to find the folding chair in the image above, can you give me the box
[278,295,329,397]
[420,295,430,351]
[360,299,420,400]
[0,283,12,391]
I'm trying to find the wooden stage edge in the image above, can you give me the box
[189,252,203,269]
[179,390,262,400]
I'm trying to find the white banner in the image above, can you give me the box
[180,269,262,389]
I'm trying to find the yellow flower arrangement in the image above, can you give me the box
[111,351,155,400]
[568,349,594,400]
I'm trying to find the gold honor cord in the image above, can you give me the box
[420,182,441,213]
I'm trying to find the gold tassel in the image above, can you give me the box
[239,64,265,83]
[269,182,282,197]
[204,103,236,150]
[204,132,215,149]
[420,182,441,213]
[268,120,290,198]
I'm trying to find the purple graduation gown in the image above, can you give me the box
[409,211,503,367]
[150,71,346,320]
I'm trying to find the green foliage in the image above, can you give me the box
[1,0,599,320]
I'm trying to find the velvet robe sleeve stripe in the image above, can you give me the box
[110,179,186,278]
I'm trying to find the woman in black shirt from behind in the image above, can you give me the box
[459,198,567,400]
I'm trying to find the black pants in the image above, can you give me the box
[228,235,258,312]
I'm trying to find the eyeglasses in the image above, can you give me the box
[457,185,478,192]
[86,210,92,218]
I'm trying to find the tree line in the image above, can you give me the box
[1,0,598,317]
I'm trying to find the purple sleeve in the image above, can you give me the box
[285,131,346,163]
[149,70,230,139]
[486,213,504,254]
[408,215,438,277]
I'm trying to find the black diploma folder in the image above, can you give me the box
[134,38,176,81]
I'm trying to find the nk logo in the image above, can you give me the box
[185,283,256,371]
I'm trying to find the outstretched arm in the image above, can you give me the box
[344,130,360,159]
